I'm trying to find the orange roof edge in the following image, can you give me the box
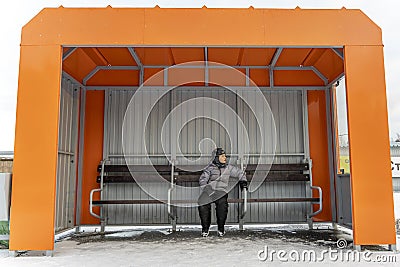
[21,7,382,47]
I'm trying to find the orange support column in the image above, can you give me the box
[344,45,396,246]
[307,90,332,222]
[80,90,104,225]
[10,45,62,251]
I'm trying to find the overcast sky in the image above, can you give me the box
[0,0,399,151]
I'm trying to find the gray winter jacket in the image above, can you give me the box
[199,163,247,193]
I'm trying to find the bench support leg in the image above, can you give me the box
[171,218,176,232]
[307,218,313,230]
[239,219,245,231]
[170,206,177,232]
[100,219,106,233]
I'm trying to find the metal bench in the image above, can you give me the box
[90,159,322,231]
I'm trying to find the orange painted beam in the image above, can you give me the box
[307,90,332,222]
[22,7,381,47]
[10,45,62,251]
[344,45,396,245]
[80,90,104,224]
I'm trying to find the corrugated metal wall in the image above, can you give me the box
[55,77,80,231]
[392,178,400,192]
[392,146,400,157]
[0,159,12,173]
[103,88,308,225]
[239,90,307,223]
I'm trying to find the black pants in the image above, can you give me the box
[198,191,229,232]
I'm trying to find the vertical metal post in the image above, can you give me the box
[239,188,247,231]
[302,90,313,229]
[99,159,106,233]
[168,160,176,232]
[100,89,109,233]
[69,83,80,229]
[168,84,177,232]
[326,86,338,223]
[245,67,250,87]
[164,68,168,86]
[205,47,209,86]
[75,87,86,232]
[139,67,144,86]
[236,88,245,227]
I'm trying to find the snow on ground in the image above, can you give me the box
[0,224,399,267]
[0,194,399,266]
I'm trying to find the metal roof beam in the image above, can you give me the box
[128,47,143,67]
[82,66,140,85]
[63,45,344,49]
[332,48,344,60]
[205,47,209,86]
[128,47,143,85]
[92,48,110,66]
[62,47,77,61]
[269,48,283,87]
[326,72,345,88]
[83,66,100,86]
[141,65,321,70]
[62,71,85,87]
[85,85,328,91]
[270,48,283,67]
[310,66,329,85]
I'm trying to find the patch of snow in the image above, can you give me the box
[105,231,145,238]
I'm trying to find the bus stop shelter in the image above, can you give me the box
[9,6,396,254]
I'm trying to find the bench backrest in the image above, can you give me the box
[96,163,310,183]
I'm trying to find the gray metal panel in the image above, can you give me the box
[393,177,400,192]
[245,182,308,223]
[336,174,352,227]
[173,182,239,224]
[104,88,308,225]
[236,90,308,223]
[391,147,400,157]
[55,78,79,232]
[173,87,238,165]
[237,90,304,164]
[105,89,171,224]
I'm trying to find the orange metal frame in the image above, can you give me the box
[10,7,395,251]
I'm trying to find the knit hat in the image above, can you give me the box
[212,147,226,168]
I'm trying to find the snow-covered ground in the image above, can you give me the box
[0,193,399,266]
[0,223,399,266]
